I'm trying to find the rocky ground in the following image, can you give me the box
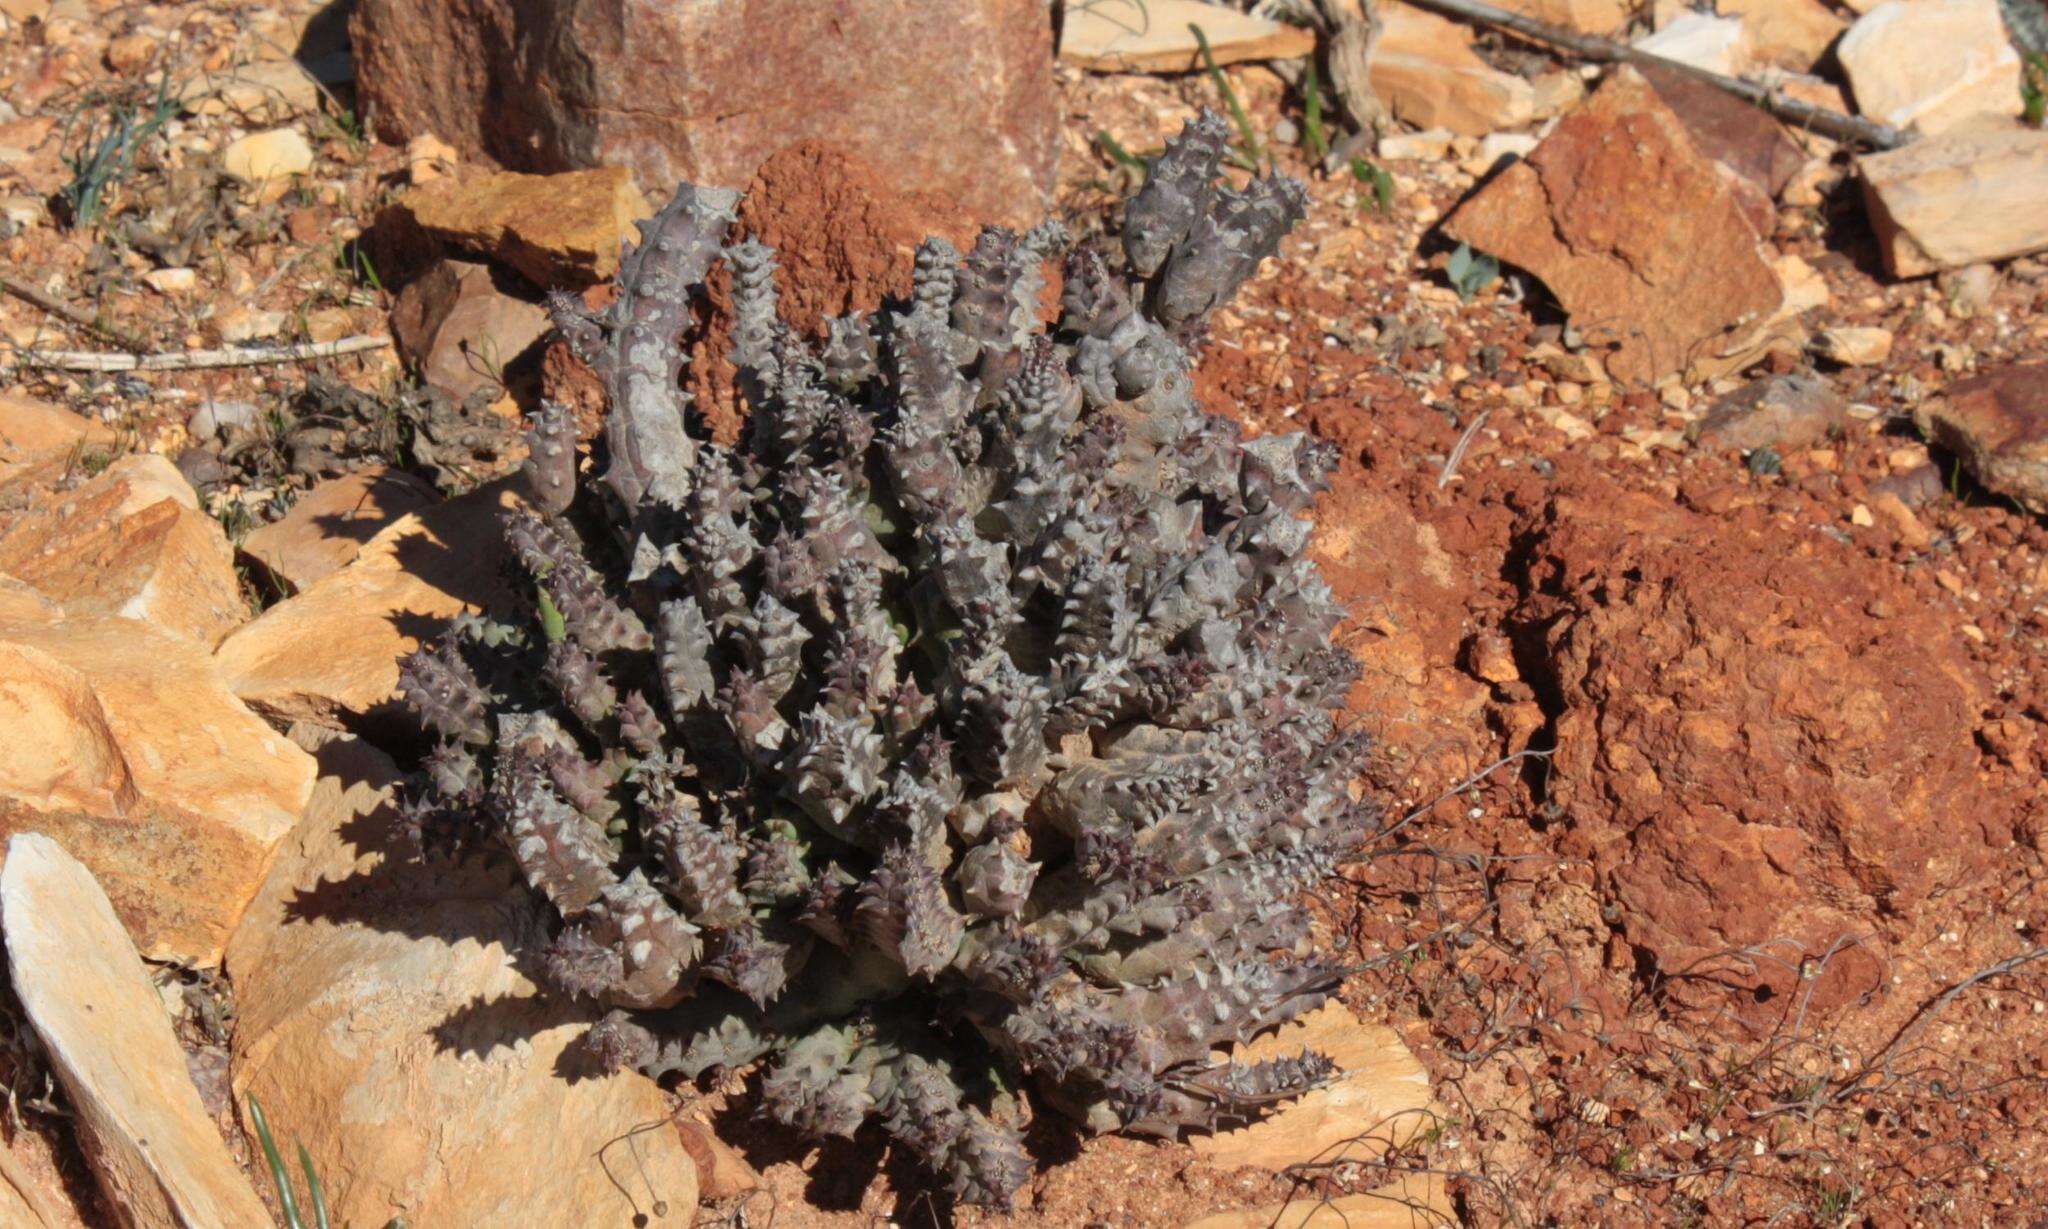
[1,0,2047,1226]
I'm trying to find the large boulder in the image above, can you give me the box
[1523,492,2002,1014]
[227,729,697,1228]
[349,0,1059,230]
[0,616,313,964]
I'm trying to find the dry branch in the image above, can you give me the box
[12,334,392,372]
[0,274,152,353]
[1398,0,1914,149]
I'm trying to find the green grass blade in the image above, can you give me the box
[1094,130,1146,171]
[1191,23,1263,169]
[1302,58,1329,164]
[299,1144,331,1229]
[248,1095,304,1229]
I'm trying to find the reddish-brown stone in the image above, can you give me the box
[1915,364,2048,514]
[349,0,1059,230]
[1442,67,1785,385]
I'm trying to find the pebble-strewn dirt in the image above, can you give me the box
[4,4,2048,1226]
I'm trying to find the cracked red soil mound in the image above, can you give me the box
[1519,489,2008,1015]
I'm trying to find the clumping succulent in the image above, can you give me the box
[398,112,1372,1207]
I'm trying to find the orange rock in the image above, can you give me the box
[0,455,247,646]
[0,615,313,964]
[0,394,110,467]
[1189,1004,1436,1172]
[1370,4,1536,136]
[214,481,522,727]
[393,166,651,288]
[1719,0,1845,69]
[1442,67,1785,385]
[239,466,440,593]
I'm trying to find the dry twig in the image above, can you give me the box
[0,273,151,352]
[12,333,391,372]
[1398,0,1914,149]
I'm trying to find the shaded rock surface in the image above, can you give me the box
[1915,364,2048,513]
[1639,62,1806,201]
[0,455,246,646]
[0,1137,91,1229]
[1522,491,2001,1014]
[227,729,697,1228]
[391,259,552,401]
[239,466,440,593]
[2,833,274,1228]
[0,615,312,964]
[214,481,522,728]
[350,0,1058,230]
[1443,68,1785,385]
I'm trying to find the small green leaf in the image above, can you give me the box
[536,587,567,643]
[1446,242,1499,302]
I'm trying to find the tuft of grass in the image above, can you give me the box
[58,76,180,229]
[1190,23,1263,172]
[2025,52,2048,126]
[248,1094,330,1229]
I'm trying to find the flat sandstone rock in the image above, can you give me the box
[2,834,274,1228]
[228,730,697,1228]
[0,615,312,964]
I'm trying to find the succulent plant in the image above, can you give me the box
[398,112,1370,1207]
